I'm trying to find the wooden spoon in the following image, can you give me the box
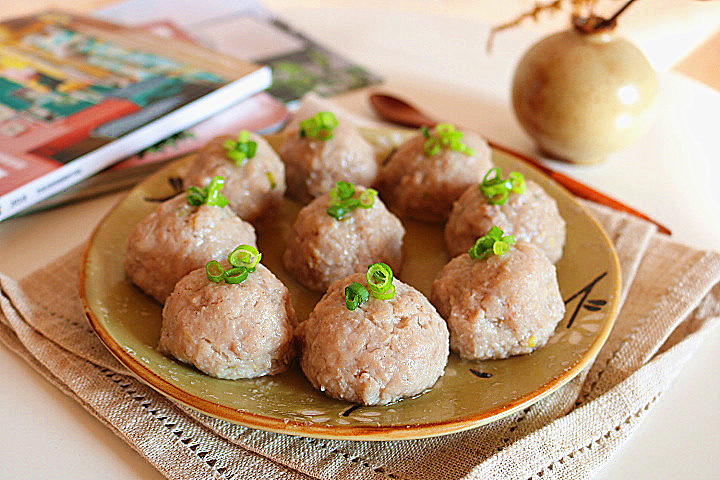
[369,93,671,235]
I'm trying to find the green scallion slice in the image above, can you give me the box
[206,261,226,283]
[358,188,378,209]
[266,171,277,190]
[366,262,393,293]
[422,123,474,156]
[327,181,374,220]
[300,111,339,140]
[335,181,355,200]
[371,283,396,300]
[187,186,206,206]
[479,167,526,205]
[469,226,516,260]
[223,267,249,284]
[345,281,370,311]
[327,204,350,220]
[483,167,501,185]
[228,244,261,270]
[205,176,229,207]
[207,246,263,285]
[509,171,526,194]
[492,241,511,256]
[187,176,229,208]
[223,131,258,165]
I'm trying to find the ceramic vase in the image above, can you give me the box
[512,18,658,164]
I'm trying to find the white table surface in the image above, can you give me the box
[1,4,720,480]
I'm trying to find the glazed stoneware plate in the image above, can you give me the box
[82,129,621,441]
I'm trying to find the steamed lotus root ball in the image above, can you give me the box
[431,238,564,360]
[124,193,256,303]
[445,170,566,263]
[298,268,449,405]
[184,132,286,223]
[282,182,405,291]
[279,111,377,203]
[378,124,493,222]
[159,262,296,379]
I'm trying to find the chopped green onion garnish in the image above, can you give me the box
[335,180,355,200]
[359,188,378,209]
[223,267,249,284]
[187,176,229,208]
[327,181,375,220]
[468,226,516,260]
[344,263,397,310]
[327,204,349,220]
[228,244,261,271]
[493,241,510,256]
[345,282,370,311]
[223,131,258,166]
[479,167,526,205]
[422,123,475,156]
[300,111,339,140]
[205,245,262,284]
[366,262,396,300]
[371,283,396,300]
[509,171,525,194]
[266,171,277,190]
[206,261,225,283]
[366,262,393,293]
[187,186,206,206]
[205,176,228,206]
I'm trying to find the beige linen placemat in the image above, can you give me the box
[1,201,719,480]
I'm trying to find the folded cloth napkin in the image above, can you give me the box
[1,199,719,480]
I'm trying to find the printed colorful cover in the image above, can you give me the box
[108,20,289,171]
[0,11,264,199]
[95,0,383,105]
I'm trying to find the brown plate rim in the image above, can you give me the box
[81,144,622,441]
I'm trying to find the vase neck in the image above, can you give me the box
[572,15,617,41]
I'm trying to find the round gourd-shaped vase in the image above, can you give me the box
[512,19,658,164]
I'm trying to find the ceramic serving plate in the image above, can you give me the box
[82,129,621,441]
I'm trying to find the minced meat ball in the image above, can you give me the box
[430,242,564,360]
[377,127,493,222]
[298,273,449,405]
[445,179,566,263]
[283,186,404,291]
[124,194,256,303]
[159,264,296,379]
[280,120,376,203]
[184,133,285,223]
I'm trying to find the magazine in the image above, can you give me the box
[95,0,382,105]
[22,21,290,215]
[0,11,271,221]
